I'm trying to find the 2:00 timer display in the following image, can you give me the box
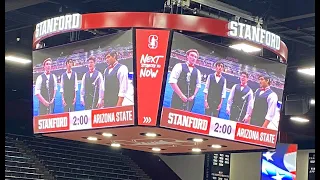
[72,115,89,126]
[213,123,232,134]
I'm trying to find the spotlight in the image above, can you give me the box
[111,143,121,147]
[87,136,98,141]
[152,147,161,152]
[192,148,202,152]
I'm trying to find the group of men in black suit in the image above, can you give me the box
[34,50,129,116]
[168,49,279,128]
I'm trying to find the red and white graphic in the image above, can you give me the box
[160,107,211,135]
[148,35,158,49]
[33,12,288,62]
[34,113,70,133]
[234,123,278,147]
[160,108,278,147]
[112,138,196,149]
[91,106,134,128]
[33,106,134,133]
[136,29,170,126]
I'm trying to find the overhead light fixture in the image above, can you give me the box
[5,55,32,64]
[111,143,121,147]
[87,136,98,141]
[193,138,204,142]
[102,133,113,137]
[229,43,261,53]
[145,133,157,137]
[211,144,222,149]
[310,99,315,105]
[297,67,315,76]
[152,147,161,152]
[290,117,309,123]
[191,148,202,152]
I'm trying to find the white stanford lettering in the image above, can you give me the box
[35,13,82,39]
[228,21,281,50]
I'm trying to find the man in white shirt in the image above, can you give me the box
[34,58,58,115]
[226,72,253,122]
[80,56,104,110]
[60,58,78,112]
[103,50,129,107]
[169,49,202,111]
[248,75,278,128]
[203,62,227,117]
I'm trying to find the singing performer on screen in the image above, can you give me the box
[247,75,278,128]
[60,58,78,112]
[169,49,202,111]
[203,62,227,117]
[80,56,104,110]
[102,50,129,107]
[34,58,58,115]
[226,72,253,122]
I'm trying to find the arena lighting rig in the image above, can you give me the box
[32,12,288,154]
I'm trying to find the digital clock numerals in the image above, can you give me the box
[73,115,89,126]
[213,123,232,134]
[69,110,92,130]
[209,118,237,140]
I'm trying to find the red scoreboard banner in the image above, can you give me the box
[160,107,278,147]
[136,29,170,126]
[161,107,211,135]
[34,106,134,133]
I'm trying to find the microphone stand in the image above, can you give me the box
[237,99,247,121]
[187,82,190,111]
[238,91,250,122]
[91,75,100,109]
[46,80,52,114]
[184,72,191,111]
[91,84,98,109]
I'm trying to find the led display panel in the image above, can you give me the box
[160,32,287,147]
[33,30,134,133]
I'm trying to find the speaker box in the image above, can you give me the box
[284,95,309,115]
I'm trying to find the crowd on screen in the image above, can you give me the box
[33,45,134,116]
[169,49,285,89]
[33,46,284,90]
[33,45,133,74]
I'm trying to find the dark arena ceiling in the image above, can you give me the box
[5,0,315,149]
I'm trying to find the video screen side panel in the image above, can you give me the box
[33,30,135,133]
[160,32,287,147]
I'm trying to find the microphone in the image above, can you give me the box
[186,72,191,83]
[242,92,250,100]
[92,75,99,86]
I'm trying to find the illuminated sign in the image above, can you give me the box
[228,21,281,50]
[34,13,82,39]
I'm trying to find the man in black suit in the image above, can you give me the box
[203,62,227,117]
[34,58,58,115]
[169,49,202,111]
[60,58,78,112]
[249,75,278,128]
[80,56,104,110]
[103,50,129,107]
[226,72,253,122]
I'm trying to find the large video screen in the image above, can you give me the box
[160,32,287,146]
[33,30,134,133]
[261,143,297,180]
